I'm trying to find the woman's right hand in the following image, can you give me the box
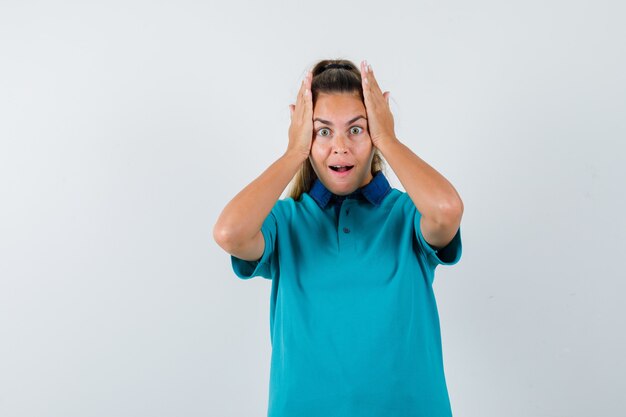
[287,71,313,159]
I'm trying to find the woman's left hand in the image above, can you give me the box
[360,60,396,148]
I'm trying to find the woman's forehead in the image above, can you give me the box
[313,92,366,122]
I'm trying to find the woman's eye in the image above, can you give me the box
[350,126,363,135]
[318,128,331,137]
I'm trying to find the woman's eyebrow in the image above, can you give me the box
[313,115,367,126]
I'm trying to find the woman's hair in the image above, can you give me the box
[287,59,386,200]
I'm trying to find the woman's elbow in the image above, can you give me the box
[438,197,464,227]
[213,223,239,253]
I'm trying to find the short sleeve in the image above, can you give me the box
[230,211,278,280]
[414,208,462,267]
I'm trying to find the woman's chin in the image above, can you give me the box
[328,183,358,196]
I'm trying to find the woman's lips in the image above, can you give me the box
[329,165,354,176]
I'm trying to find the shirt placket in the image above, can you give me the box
[337,199,355,252]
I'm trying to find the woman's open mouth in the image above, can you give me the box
[329,165,354,173]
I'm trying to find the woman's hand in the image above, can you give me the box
[287,71,314,160]
[360,61,396,148]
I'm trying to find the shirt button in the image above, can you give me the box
[343,227,350,234]
[346,209,350,215]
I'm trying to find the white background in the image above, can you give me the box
[1,1,625,416]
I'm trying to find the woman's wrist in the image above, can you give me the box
[373,135,400,154]
[283,148,310,165]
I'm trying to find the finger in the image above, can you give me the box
[303,88,312,114]
[361,60,384,100]
[293,78,307,119]
[295,71,312,111]
[289,104,295,118]
[366,65,384,97]
[361,64,384,114]
[302,70,312,94]
[303,70,312,100]
[302,71,313,116]
[360,60,369,87]
[361,60,373,107]
[383,91,390,103]
[296,71,309,100]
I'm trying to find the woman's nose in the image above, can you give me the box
[332,134,348,154]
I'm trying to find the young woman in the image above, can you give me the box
[214,59,464,417]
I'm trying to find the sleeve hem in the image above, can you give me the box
[419,226,462,266]
[231,221,274,280]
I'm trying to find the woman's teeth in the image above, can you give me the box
[330,165,354,172]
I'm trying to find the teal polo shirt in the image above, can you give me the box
[231,172,462,417]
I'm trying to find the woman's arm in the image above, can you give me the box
[213,72,313,261]
[360,61,463,250]
[376,139,463,250]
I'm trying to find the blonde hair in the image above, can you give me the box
[287,58,387,201]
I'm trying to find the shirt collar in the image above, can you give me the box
[308,171,391,209]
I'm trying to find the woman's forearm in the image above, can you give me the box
[214,69,313,254]
[213,150,305,251]
[376,137,463,224]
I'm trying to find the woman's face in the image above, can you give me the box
[309,92,374,196]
